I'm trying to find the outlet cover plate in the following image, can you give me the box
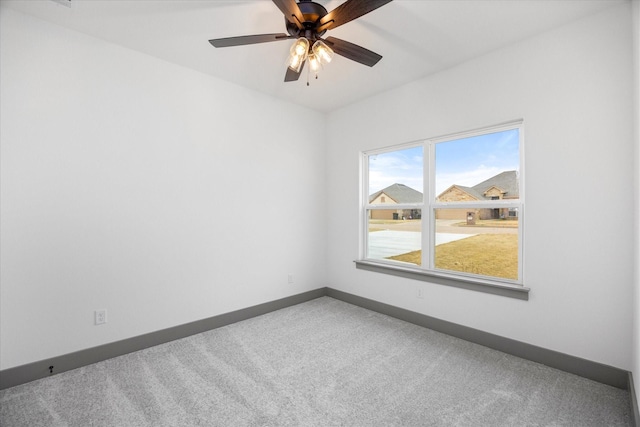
[95,309,107,325]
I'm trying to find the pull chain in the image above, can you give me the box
[306,65,319,87]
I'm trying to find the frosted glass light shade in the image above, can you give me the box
[287,38,310,73]
[312,40,334,64]
[308,54,321,73]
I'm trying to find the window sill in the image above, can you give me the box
[354,260,529,300]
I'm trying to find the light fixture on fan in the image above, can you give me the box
[287,37,334,83]
[287,37,309,73]
[209,0,392,84]
[308,53,320,73]
[312,40,334,64]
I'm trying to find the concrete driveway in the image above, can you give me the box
[367,230,477,260]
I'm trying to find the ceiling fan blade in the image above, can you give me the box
[317,0,393,32]
[324,37,382,67]
[209,33,293,48]
[284,61,305,82]
[272,0,305,30]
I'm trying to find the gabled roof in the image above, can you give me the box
[471,170,519,198]
[369,183,423,203]
[446,185,486,200]
[436,170,519,200]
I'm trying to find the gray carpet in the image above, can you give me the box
[0,297,631,426]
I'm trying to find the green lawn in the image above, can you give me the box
[387,234,518,280]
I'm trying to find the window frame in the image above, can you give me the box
[358,121,528,299]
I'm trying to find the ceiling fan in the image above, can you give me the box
[208,0,393,84]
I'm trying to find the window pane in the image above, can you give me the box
[369,146,423,203]
[368,210,422,265]
[435,129,519,202]
[434,210,518,280]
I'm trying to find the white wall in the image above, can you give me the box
[632,0,640,391]
[0,8,327,370]
[326,4,634,370]
[1,2,637,377]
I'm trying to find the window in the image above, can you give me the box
[360,122,525,295]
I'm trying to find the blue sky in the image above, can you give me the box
[369,129,519,196]
[369,146,424,194]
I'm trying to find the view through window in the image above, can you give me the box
[363,123,523,284]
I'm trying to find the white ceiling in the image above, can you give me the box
[2,0,626,113]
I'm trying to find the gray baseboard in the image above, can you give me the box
[631,372,640,427]
[0,288,326,390]
[326,288,630,390]
[2,284,638,427]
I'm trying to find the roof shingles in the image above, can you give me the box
[369,183,423,203]
[471,170,519,199]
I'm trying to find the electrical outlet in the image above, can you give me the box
[417,287,424,299]
[288,274,294,284]
[95,309,107,325]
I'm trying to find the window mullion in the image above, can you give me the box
[361,122,523,287]
[423,140,434,269]
[360,152,369,260]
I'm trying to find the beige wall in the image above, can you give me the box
[370,193,394,204]
[437,186,475,202]
[370,209,397,220]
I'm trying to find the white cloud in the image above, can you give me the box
[369,170,423,194]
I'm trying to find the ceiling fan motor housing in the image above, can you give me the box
[285,1,329,39]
